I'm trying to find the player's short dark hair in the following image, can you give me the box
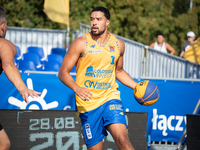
[91,6,110,20]
[157,32,165,38]
[0,6,6,24]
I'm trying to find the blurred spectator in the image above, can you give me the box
[150,32,176,55]
[180,31,196,58]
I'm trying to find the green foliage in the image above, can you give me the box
[1,0,199,56]
[0,0,65,29]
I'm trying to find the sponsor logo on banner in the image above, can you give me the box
[8,78,59,110]
[151,109,186,136]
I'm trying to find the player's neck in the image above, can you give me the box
[91,32,109,46]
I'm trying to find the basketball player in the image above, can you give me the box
[59,6,137,150]
[0,7,41,150]
[150,32,176,55]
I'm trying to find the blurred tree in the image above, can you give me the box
[69,0,199,56]
[0,0,66,29]
[0,0,199,56]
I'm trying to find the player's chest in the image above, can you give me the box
[85,44,119,64]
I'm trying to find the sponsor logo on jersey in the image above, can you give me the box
[85,66,95,77]
[88,50,102,53]
[109,104,123,111]
[109,45,115,52]
[84,80,112,89]
[90,44,95,48]
[85,123,92,139]
[119,112,124,115]
[88,44,102,53]
[85,66,113,78]
[109,104,115,110]
[112,92,119,95]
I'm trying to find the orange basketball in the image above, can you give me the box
[134,80,159,106]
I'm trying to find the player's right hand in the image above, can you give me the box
[75,87,93,101]
[19,87,41,103]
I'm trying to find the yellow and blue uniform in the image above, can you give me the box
[76,32,121,113]
[76,33,126,147]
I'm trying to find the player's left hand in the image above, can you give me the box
[19,87,41,103]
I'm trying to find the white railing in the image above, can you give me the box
[145,46,200,79]
[6,26,70,58]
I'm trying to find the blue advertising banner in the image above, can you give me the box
[118,79,200,143]
[0,73,76,110]
[0,72,200,143]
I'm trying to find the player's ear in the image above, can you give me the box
[0,21,6,33]
[0,22,3,31]
[106,19,110,27]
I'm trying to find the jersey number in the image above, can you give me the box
[110,56,115,65]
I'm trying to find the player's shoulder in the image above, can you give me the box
[68,35,87,54]
[0,39,16,58]
[116,37,123,43]
[0,38,13,44]
[0,38,15,50]
[116,37,125,47]
[115,37,125,54]
[72,35,86,45]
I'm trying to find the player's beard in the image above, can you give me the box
[91,26,106,36]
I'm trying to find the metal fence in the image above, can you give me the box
[6,26,70,58]
[74,23,200,80]
[145,46,200,79]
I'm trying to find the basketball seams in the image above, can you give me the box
[134,80,159,106]
[135,81,148,105]
[143,86,157,101]
[134,80,148,99]
[144,98,158,106]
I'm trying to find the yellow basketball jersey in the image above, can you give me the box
[75,32,121,113]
